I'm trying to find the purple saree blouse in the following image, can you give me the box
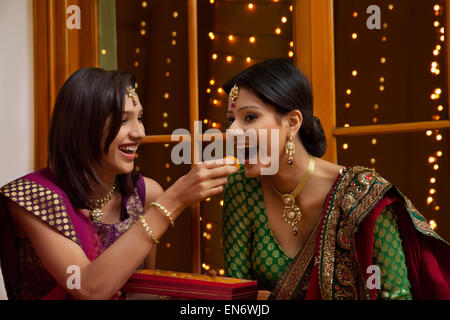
[0,168,146,300]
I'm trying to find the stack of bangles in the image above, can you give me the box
[139,201,175,245]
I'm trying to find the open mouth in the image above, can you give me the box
[118,144,139,155]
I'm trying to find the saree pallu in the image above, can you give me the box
[0,168,146,300]
[271,166,450,300]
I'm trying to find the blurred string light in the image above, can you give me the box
[202,0,293,274]
[425,2,445,231]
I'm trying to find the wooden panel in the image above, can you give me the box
[334,120,450,136]
[188,0,201,274]
[34,0,99,170]
[294,0,337,163]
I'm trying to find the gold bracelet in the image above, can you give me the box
[139,217,160,244]
[149,201,175,228]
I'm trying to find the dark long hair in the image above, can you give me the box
[223,59,327,158]
[48,67,139,210]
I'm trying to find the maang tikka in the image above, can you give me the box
[285,134,295,165]
[229,84,239,108]
[126,85,138,107]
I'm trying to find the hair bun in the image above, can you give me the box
[299,115,327,158]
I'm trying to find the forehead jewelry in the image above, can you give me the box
[126,85,138,107]
[229,84,239,109]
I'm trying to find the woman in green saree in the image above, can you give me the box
[222,59,450,300]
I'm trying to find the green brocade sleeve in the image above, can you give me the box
[222,173,253,280]
[372,206,413,300]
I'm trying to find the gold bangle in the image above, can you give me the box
[139,217,160,244]
[150,201,175,228]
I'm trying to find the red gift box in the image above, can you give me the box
[122,269,258,300]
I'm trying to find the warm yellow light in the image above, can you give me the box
[346,89,352,95]
[343,143,349,150]
[380,57,386,64]
[173,11,179,18]
[217,88,223,94]
[206,88,211,94]
[140,21,146,27]
[162,112,168,119]
[166,176,171,182]
[288,51,294,58]
[248,3,254,10]
[210,0,215,3]
[101,49,107,55]
[213,100,218,106]
[381,36,387,42]
[205,198,211,202]
[352,70,358,77]
[437,45,442,50]
[249,36,256,43]
[206,223,212,230]
[352,33,358,39]
[427,196,434,204]
[379,77,385,83]
[140,29,146,36]
[212,122,218,128]
[345,103,351,109]
[370,158,376,165]
[246,57,252,63]
[435,88,442,95]
[171,39,177,46]
[220,200,224,207]
[135,48,140,54]
[162,122,168,128]
[166,58,172,64]
[290,41,294,47]
[434,50,440,56]
[441,35,445,41]
[434,21,440,27]
[434,164,440,170]
[371,138,377,145]
[141,1,147,8]
[209,79,215,86]
[432,61,438,68]
[429,156,436,163]
[388,4,394,10]
[435,206,440,212]
[429,220,437,230]
[379,85,385,92]
[434,5,440,11]
[372,117,378,123]
[429,188,436,195]
[437,151,443,157]
[166,243,171,248]
[430,177,436,184]
[374,104,379,110]
[437,105,444,112]
[164,93,170,99]
[441,27,445,34]
[426,130,433,136]
[353,12,358,18]
[436,134,443,141]
[212,53,218,60]
[203,119,208,124]
[219,269,225,276]
[228,34,234,41]
[208,32,215,40]
[275,28,282,35]
[226,56,233,63]
[281,17,287,23]
[344,124,350,128]
[172,31,177,37]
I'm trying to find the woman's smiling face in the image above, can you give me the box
[227,87,288,177]
[101,95,145,175]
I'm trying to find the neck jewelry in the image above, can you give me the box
[89,184,117,222]
[271,155,316,236]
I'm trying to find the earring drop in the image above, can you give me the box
[285,134,295,165]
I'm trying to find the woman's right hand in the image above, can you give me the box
[161,159,239,211]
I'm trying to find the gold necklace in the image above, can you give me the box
[89,184,117,222]
[271,155,316,236]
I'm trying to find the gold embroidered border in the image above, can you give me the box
[0,178,80,244]
[273,217,321,300]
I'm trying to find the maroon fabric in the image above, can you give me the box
[355,195,450,300]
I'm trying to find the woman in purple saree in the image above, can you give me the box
[0,68,238,300]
